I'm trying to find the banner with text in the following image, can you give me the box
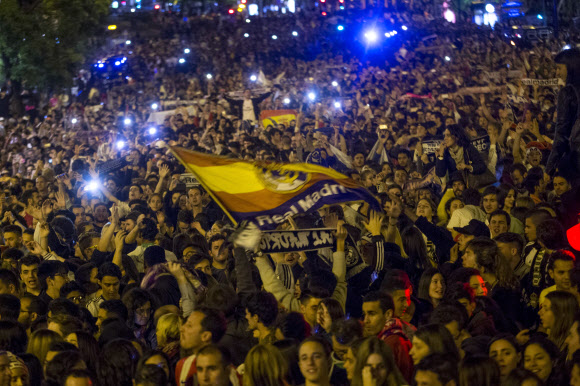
[260,110,298,127]
[260,228,335,254]
[422,139,443,163]
[521,78,560,86]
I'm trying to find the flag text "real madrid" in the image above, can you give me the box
[255,183,349,227]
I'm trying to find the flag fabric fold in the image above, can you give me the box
[170,147,381,229]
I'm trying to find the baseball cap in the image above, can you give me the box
[453,219,490,238]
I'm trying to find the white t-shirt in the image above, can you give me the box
[242,99,256,123]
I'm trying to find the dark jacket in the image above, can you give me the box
[435,143,487,178]
[225,92,272,122]
[546,85,580,177]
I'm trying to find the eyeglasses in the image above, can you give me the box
[69,295,85,303]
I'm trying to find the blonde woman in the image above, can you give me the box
[156,312,181,362]
[243,344,289,386]
[26,329,63,365]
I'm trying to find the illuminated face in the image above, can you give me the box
[489,214,509,238]
[410,336,431,365]
[428,273,445,301]
[482,194,499,214]
[397,153,409,167]
[149,195,163,211]
[462,247,478,269]
[449,199,464,217]
[524,343,552,381]
[489,339,520,378]
[353,154,365,168]
[538,298,555,330]
[189,188,202,206]
[511,170,525,186]
[452,182,466,200]
[99,275,120,301]
[391,289,410,319]
[443,129,456,148]
[196,353,229,386]
[524,218,537,242]
[3,232,22,249]
[504,190,516,209]
[128,186,142,201]
[553,176,570,197]
[549,259,574,291]
[469,275,488,296]
[416,199,433,220]
[299,341,329,384]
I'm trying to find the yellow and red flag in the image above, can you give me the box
[169,147,380,229]
[260,110,297,127]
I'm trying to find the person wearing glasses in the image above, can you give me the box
[37,261,69,306]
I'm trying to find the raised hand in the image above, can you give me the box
[114,230,127,250]
[363,211,384,236]
[159,164,170,179]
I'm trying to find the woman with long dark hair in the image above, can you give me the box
[351,337,406,386]
[315,298,344,334]
[97,339,140,386]
[459,356,501,386]
[417,269,446,308]
[435,124,488,182]
[409,324,459,365]
[539,290,579,351]
[122,288,156,348]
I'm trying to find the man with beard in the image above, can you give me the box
[92,203,109,233]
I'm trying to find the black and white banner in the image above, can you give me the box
[260,228,335,254]
[521,78,560,86]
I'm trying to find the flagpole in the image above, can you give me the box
[167,145,239,226]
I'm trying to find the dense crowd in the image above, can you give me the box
[0,2,580,386]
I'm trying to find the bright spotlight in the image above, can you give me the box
[337,25,344,31]
[246,18,250,23]
[124,118,131,125]
[537,14,543,19]
[272,35,278,40]
[244,33,249,37]
[71,118,78,124]
[364,30,378,43]
[151,103,158,110]
[331,81,338,87]
[98,63,104,68]
[385,32,391,37]
[292,31,298,36]
[445,56,451,61]
[283,98,290,105]
[485,3,494,12]
[206,74,213,79]
[401,25,408,30]
[86,181,99,191]
[184,48,190,54]
[149,127,157,135]
[116,140,125,149]
[114,61,121,66]
[125,40,131,45]
[334,101,341,108]
[179,58,185,64]
[308,92,316,101]
[564,44,572,50]
[250,75,257,81]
